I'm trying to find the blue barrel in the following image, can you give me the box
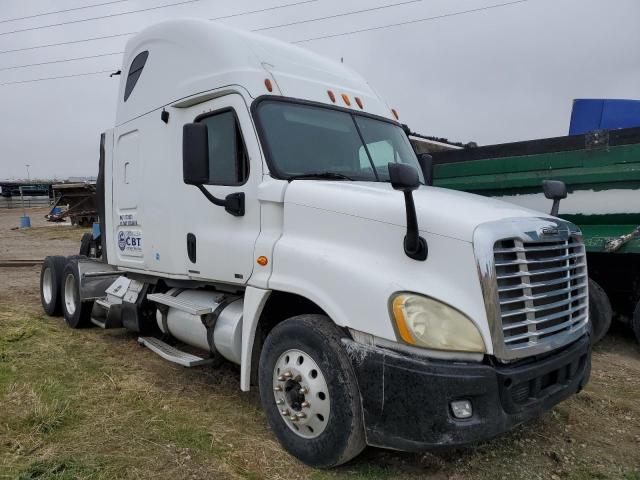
[20,216,31,228]
[51,207,62,214]
[92,222,101,239]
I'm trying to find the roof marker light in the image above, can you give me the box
[391,108,399,120]
[264,78,273,92]
[341,93,351,106]
[327,90,336,102]
[355,97,363,109]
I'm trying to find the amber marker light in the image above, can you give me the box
[257,256,268,266]
[264,78,273,92]
[341,93,351,106]
[355,97,363,109]
[327,90,336,102]
[392,295,416,345]
[391,108,399,120]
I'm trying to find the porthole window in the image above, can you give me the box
[124,51,148,102]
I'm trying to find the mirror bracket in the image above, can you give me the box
[388,163,428,261]
[196,185,245,217]
[402,191,428,261]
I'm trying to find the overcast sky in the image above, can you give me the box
[0,0,638,180]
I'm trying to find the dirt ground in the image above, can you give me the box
[0,207,639,479]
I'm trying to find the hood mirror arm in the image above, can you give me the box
[388,163,428,261]
[542,180,567,217]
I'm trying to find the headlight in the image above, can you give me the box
[390,293,485,353]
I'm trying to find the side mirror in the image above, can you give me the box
[388,163,428,261]
[183,123,210,185]
[389,162,420,191]
[416,153,433,186]
[542,180,567,216]
[182,123,245,216]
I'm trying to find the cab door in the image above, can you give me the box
[181,94,261,284]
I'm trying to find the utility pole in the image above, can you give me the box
[25,164,31,182]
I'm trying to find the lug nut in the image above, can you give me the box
[281,409,290,416]
[276,399,284,405]
[277,375,285,381]
[299,387,308,395]
[301,401,310,408]
[289,415,298,422]
[295,412,307,419]
[274,385,282,392]
[283,371,293,379]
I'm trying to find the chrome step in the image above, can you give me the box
[96,297,118,309]
[146,293,214,316]
[138,337,215,367]
[90,317,108,328]
[90,296,123,329]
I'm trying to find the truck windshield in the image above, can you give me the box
[255,100,424,183]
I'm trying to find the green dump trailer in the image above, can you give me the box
[431,126,640,344]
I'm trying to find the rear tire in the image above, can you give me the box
[258,315,365,468]
[40,256,67,316]
[588,278,612,345]
[61,259,93,328]
[79,233,93,257]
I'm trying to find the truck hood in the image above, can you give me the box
[284,181,553,242]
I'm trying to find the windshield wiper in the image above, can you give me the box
[287,172,354,181]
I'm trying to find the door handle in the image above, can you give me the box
[187,233,196,263]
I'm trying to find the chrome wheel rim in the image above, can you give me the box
[64,273,77,316]
[272,349,330,439]
[42,267,53,304]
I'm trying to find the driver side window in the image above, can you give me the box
[198,110,249,186]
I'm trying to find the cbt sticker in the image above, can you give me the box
[117,230,143,257]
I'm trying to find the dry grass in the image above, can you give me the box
[0,208,639,479]
[19,225,90,242]
[1,294,639,480]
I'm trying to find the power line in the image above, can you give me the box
[293,0,530,43]
[0,52,123,72]
[208,0,317,21]
[0,32,134,55]
[1,0,531,85]
[0,69,116,86]
[254,0,423,32]
[0,0,129,25]
[0,0,317,55]
[0,0,205,37]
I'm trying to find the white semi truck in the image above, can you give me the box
[39,19,591,467]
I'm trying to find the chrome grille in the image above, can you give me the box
[493,237,588,350]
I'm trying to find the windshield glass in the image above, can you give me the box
[255,100,424,183]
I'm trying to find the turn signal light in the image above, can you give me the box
[341,93,351,106]
[257,256,268,266]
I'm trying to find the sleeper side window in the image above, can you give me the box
[198,110,249,186]
[124,51,149,102]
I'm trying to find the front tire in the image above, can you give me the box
[258,315,365,468]
[588,278,612,344]
[61,259,93,328]
[632,299,640,345]
[40,256,67,316]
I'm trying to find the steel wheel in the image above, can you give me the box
[273,349,331,439]
[42,267,53,305]
[64,273,77,316]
